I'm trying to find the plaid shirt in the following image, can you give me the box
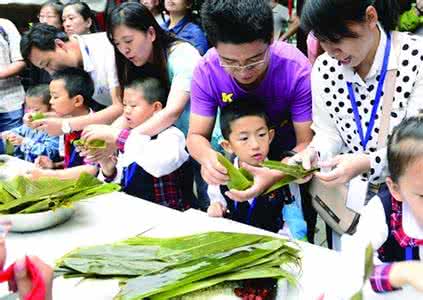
[370,197,423,293]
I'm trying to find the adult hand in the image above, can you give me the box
[225,163,284,202]
[390,261,423,292]
[23,113,34,128]
[199,150,228,185]
[316,153,370,186]
[78,144,117,164]
[81,124,121,145]
[34,156,54,169]
[26,168,54,180]
[288,147,319,184]
[31,118,64,136]
[207,202,226,218]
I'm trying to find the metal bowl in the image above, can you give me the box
[0,207,75,232]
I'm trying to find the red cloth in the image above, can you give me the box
[0,256,46,300]
[391,197,423,248]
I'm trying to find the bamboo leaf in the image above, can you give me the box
[217,153,253,190]
[31,112,45,121]
[364,243,374,280]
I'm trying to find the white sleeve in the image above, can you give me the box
[3,19,22,62]
[168,43,201,93]
[207,184,227,208]
[341,195,389,264]
[124,127,189,178]
[309,62,344,160]
[104,39,119,90]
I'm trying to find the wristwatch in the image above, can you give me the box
[61,119,72,134]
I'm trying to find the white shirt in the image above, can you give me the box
[310,27,423,184]
[74,32,119,107]
[99,126,189,183]
[341,196,423,265]
[272,4,289,40]
[0,18,24,113]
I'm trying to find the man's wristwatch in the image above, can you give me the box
[61,119,72,134]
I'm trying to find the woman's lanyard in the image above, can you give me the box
[124,163,137,189]
[347,32,392,151]
[234,198,257,225]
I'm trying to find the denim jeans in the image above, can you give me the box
[0,108,23,154]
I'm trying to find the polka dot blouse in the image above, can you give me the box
[310,27,423,184]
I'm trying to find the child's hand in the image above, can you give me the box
[6,133,24,146]
[34,156,54,169]
[81,124,121,145]
[391,261,423,292]
[207,202,226,218]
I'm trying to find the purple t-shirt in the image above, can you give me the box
[191,41,312,156]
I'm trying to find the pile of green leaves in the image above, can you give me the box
[398,8,423,32]
[0,173,120,214]
[56,231,301,300]
[218,153,318,194]
[73,139,107,149]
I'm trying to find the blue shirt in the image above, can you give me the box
[162,16,209,55]
[11,124,60,163]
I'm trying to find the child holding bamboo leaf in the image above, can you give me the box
[2,85,60,163]
[96,77,193,211]
[207,98,307,238]
[28,68,98,180]
[341,117,423,293]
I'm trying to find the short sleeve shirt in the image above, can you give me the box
[191,41,312,154]
[0,18,24,112]
[75,32,119,107]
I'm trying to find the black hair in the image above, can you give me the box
[40,0,64,19]
[107,2,178,91]
[220,97,271,140]
[200,0,273,46]
[125,77,167,107]
[301,0,400,42]
[20,23,68,63]
[26,84,51,107]
[51,67,94,108]
[64,0,98,33]
[387,116,423,183]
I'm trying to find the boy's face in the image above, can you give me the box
[25,96,49,113]
[49,79,82,117]
[387,157,423,227]
[222,116,274,166]
[123,88,161,129]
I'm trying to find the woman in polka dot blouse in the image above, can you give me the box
[295,0,423,194]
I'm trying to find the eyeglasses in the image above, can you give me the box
[38,15,58,20]
[219,48,269,73]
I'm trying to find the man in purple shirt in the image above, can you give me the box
[187,0,313,201]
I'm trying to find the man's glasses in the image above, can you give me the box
[219,48,269,73]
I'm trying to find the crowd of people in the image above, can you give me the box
[0,0,422,298]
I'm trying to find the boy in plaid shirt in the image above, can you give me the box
[95,77,192,211]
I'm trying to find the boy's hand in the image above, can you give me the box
[34,156,54,169]
[390,261,423,292]
[207,202,226,218]
[81,124,121,145]
[6,133,24,146]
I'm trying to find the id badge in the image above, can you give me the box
[346,176,369,213]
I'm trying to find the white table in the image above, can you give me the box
[1,197,422,299]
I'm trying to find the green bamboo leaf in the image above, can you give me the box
[73,139,107,149]
[350,291,363,300]
[262,160,318,178]
[31,112,45,121]
[217,153,253,190]
[364,243,374,280]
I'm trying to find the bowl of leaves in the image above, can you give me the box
[0,173,120,232]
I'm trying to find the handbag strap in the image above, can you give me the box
[377,32,400,149]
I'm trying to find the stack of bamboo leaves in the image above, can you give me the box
[56,231,301,299]
[0,173,120,214]
[218,153,318,193]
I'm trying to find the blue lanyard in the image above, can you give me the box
[405,246,413,261]
[234,198,257,225]
[124,163,137,189]
[346,32,391,151]
[68,148,77,167]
